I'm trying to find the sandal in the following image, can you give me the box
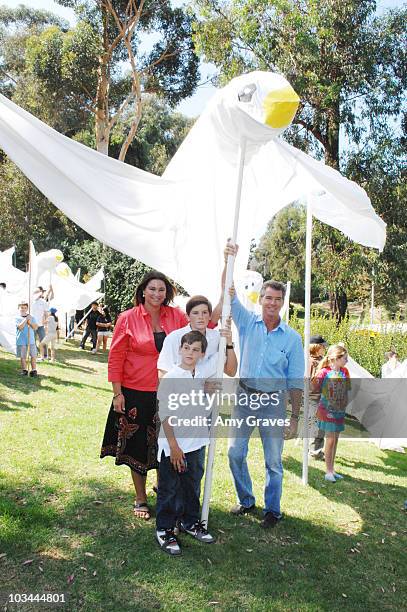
[134,502,151,520]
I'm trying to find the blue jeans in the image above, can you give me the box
[156,446,206,530]
[36,325,47,357]
[228,387,285,517]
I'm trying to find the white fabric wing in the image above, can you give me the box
[0,70,386,301]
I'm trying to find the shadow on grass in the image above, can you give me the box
[0,397,32,411]
[1,465,406,612]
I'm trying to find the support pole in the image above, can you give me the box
[370,270,375,325]
[302,198,313,485]
[27,242,33,373]
[65,304,97,341]
[201,136,247,526]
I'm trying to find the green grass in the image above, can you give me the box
[0,344,406,611]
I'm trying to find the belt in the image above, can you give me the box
[239,380,284,395]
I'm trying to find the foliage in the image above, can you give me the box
[0,159,88,270]
[289,308,407,377]
[66,240,150,317]
[193,0,406,317]
[22,0,199,157]
[193,0,406,166]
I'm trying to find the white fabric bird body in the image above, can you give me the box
[0,70,385,302]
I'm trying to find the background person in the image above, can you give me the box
[16,301,38,376]
[312,344,351,482]
[308,335,328,459]
[32,287,48,360]
[79,302,99,351]
[100,271,188,520]
[381,350,401,378]
[40,307,58,362]
[95,305,113,353]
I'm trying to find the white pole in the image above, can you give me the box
[27,242,32,373]
[201,136,247,526]
[302,197,313,485]
[65,304,97,341]
[285,281,291,324]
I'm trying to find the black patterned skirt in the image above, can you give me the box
[100,387,159,475]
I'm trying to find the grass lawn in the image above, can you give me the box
[0,343,406,611]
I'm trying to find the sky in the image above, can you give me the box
[1,0,404,117]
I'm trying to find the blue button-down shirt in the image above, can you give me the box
[231,295,304,392]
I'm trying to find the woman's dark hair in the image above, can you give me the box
[134,271,175,306]
[50,312,58,323]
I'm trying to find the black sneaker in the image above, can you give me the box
[179,520,215,543]
[29,370,38,377]
[19,370,28,376]
[261,512,282,529]
[156,529,181,556]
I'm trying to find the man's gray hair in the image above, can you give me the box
[260,280,286,299]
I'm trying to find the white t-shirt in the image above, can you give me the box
[47,316,58,335]
[157,324,220,377]
[157,365,211,459]
[381,360,401,378]
[31,298,48,326]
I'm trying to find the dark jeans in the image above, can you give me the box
[80,328,97,349]
[156,446,205,530]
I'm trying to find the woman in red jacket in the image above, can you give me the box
[100,271,188,519]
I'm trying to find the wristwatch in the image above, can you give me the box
[226,343,235,350]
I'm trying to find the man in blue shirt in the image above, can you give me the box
[228,277,304,528]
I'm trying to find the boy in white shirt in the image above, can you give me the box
[158,295,237,378]
[156,330,216,555]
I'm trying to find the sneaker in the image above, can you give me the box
[324,473,336,483]
[179,520,215,543]
[19,370,28,376]
[37,357,44,362]
[260,512,282,529]
[334,473,344,480]
[29,370,38,377]
[156,529,181,556]
[230,503,255,516]
[310,448,324,460]
[91,349,97,354]
[79,346,85,350]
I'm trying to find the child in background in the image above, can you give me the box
[16,301,38,376]
[156,330,216,556]
[311,344,351,483]
[40,307,58,362]
[95,305,113,353]
[308,335,328,459]
[381,349,400,378]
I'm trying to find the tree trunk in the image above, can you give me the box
[333,289,348,322]
[95,8,110,156]
[326,101,348,319]
[325,103,340,170]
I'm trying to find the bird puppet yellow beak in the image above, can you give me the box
[263,85,300,129]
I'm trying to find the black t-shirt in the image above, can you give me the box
[86,310,100,330]
[96,314,112,328]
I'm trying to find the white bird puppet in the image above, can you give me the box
[0,71,385,301]
[236,270,263,313]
